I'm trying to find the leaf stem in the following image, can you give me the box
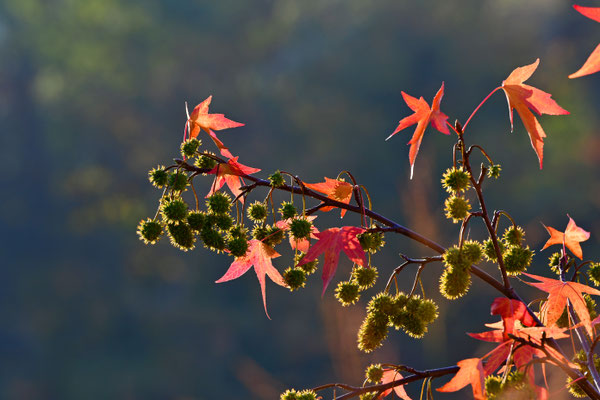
[462,86,502,132]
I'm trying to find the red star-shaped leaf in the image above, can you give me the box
[304,177,354,218]
[501,59,569,168]
[386,82,449,179]
[542,215,590,260]
[490,298,535,338]
[523,273,600,336]
[215,239,286,319]
[207,157,261,202]
[296,226,366,294]
[437,358,485,400]
[570,5,600,79]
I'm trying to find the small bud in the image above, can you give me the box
[269,170,285,187]
[441,166,471,193]
[148,165,169,188]
[279,201,297,219]
[161,198,189,224]
[137,218,163,244]
[283,267,307,291]
[180,138,201,157]
[503,245,533,275]
[444,195,471,223]
[335,281,360,306]
[167,171,189,192]
[247,201,268,222]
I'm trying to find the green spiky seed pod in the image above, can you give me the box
[227,236,249,257]
[351,265,378,289]
[206,192,232,215]
[167,223,195,251]
[444,195,471,223]
[296,390,317,400]
[180,138,201,157]
[137,219,163,244]
[279,201,297,219]
[335,281,360,306]
[367,292,396,316]
[252,225,269,242]
[443,246,471,271]
[280,389,299,400]
[295,253,318,275]
[357,311,388,353]
[488,163,501,179]
[358,231,385,254]
[168,171,189,191]
[503,245,534,275]
[503,225,525,246]
[402,314,427,338]
[148,165,169,188]
[365,364,384,383]
[187,211,206,232]
[567,376,587,398]
[229,225,247,239]
[283,268,306,291]
[195,153,217,170]
[393,292,409,309]
[161,198,189,224]
[485,375,503,398]
[359,393,377,400]
[462,240,483,264]
[389,309,410,330]
[247,201,268,221]
[483,238,505,262]
[440,267,471,299]
[405,296,422,315]
[263,225,285,247]
[212,213,233,231]
[289,218,312,240]
[589,263,600,286]
[418,299,439,324]
[441,166,471,193]
[269,170,285,187]
[200,226,226,252]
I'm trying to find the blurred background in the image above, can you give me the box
[1,0,600,398]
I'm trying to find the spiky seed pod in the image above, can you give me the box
[269,170,285,187]
[402,313,427,338]
[440,267,472,299]
[443,246,471,271]
[263,225,285,247]
[358,231,385,253]
[187,211,206,232]
[485,375,503,398]
[280,389,299,400]
[393,292,409,309]
[180,138,201,157]
[161,198,189,224]
[200,226,226,252]
[247,201,268,221]
[405,296,422,315]
[289,218,312,240]
[503,225,525,246]
[589,263,600,286]
[444,195,471,223]
[441,166,471,193]
[212,213,233,231]
[279,201,297,219]
[367,292,396,316]
[167,223,195,251]
[389,309,411,330]
[229,225,247,239]
[500,371,536,399]
[567,376,588,398]
[335,281,360,306]
[418,299,439,324]
[548,252,562,275]
[351,265,378,289]
[137,219,163,244]
[195,153,217,170]
[283,267,307,291]
[227,236,249,257]
[483,238,505,262]
[359,393,377,400]
[503,245,534,275]
[168,171,189,191]
[462,240,483,264]
[357,311,388,353]
[296,390,317,400]
[295,253,318,275]
[487,163,501,179]
[365,364,384,383]
[206,192,232,215]
[252,225,269,242]
[148,166,169,188]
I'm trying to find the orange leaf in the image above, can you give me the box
[490,298,535,338]
[437,358,486,400]
[207,157,261,202]
[377,369,412,400]
[297,226,366,294]
[501,59,569,168]
[541,215,590,260]
[304,177,354,218]
[215,240,286,319]
[570,6,600,79]
[386,82,449,179]
[523,273,600,336]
